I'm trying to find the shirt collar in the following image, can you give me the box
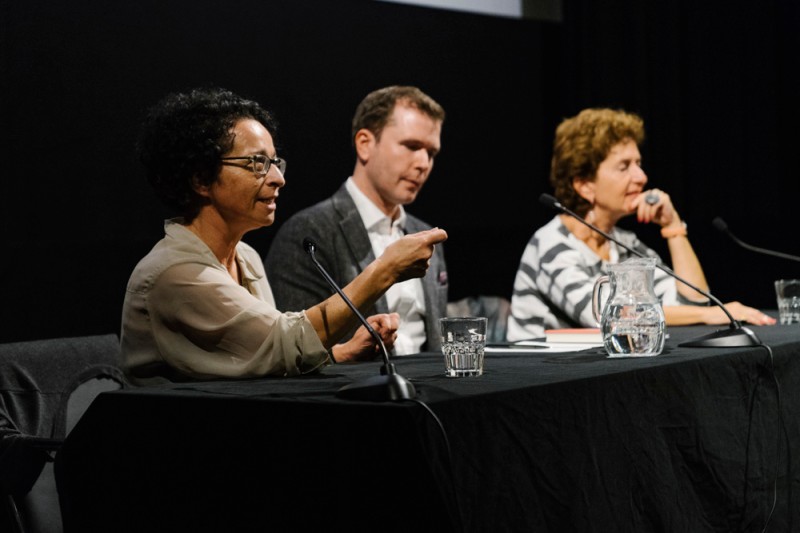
[164,218,264,283]
[345,177,407,234]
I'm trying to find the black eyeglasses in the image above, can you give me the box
[220,154,287,177]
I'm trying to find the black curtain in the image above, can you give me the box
[1,0,797,343]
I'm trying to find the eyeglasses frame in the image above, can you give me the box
[220,154,287,177]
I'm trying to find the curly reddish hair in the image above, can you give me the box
[549,108,645,217]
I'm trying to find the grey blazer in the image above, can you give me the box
[264,183,448,351]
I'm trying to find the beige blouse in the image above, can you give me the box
[121,220,328,384]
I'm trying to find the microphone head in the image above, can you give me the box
[711,217,729,233]
[539,193,561,211]
[302,238,316,254]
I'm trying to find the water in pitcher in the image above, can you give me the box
[593,258,666,357]
[604,304,665,356]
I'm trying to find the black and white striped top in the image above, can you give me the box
[507,216,692,341]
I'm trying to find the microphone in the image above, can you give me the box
[539,193,760,347]
[302,238,417,401]
[713,217,800,263]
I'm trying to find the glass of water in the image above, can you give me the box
[775,279,800,325]
[440,317,487,377]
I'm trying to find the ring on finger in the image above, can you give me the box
[645,191,660,205]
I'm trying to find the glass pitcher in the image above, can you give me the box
[592,257,666,357]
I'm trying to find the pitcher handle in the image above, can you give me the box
[592,275,609,325]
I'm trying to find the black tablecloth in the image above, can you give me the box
[56,324,800,532]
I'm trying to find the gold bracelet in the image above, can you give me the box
[661,221,688,239]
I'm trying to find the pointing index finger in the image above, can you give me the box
[420,227,448,245]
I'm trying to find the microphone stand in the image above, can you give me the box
[539,194,761,348]
[303,238,417,401]
[713,217,800,263]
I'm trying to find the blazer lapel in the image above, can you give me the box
[331,184,389,314]
[405,216,445,351]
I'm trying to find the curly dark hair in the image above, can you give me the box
[351,85,445,146]
[549,108,645,217]
[137,87,278,221]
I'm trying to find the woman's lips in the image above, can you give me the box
[258,197,277,210]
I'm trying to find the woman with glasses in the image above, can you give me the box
[507,107,774,341]
[122,87,446,384]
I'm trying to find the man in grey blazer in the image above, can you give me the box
[265,86,448,356]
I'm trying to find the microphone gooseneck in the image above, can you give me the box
[539,193,760,347]
[303,239,391,366]
[712,217,800,263]
[303,237,417,401]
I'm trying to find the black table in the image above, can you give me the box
[56,324,800,532]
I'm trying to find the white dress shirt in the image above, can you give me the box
[345,178,427,355]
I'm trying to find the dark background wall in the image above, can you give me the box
[1,0,798,343]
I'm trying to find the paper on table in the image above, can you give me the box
[485,332,670,354]
[545,328,603,344]
[485,340,602,354]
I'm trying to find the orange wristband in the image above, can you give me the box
[661,221,688,239]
